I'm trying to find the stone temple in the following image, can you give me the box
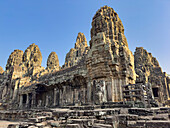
[0,6,170,128]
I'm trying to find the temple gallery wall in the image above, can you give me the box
[0,6,169,110]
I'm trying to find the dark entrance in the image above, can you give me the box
[28,93,32,108]
[152,88,159,97]
[35,84,48,107]
[23,94,27,104]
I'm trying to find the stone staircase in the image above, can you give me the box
[3,104,170,128]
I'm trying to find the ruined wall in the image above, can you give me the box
[134,47,170,105]
[0,43,61,108]
[86,6,136,103]
[0,6,169,109]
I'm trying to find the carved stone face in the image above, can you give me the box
[23,43,42,68]
[6,50,23,70]
[47,52,59,70]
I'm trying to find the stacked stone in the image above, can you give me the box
[0,43,61,108]
[134,47,170,105]
[90,6,128,47]
[63,32,89,68]
[6,49,23,71]
[87,6,136,103]
[46,52,60,71]
[23,43,42,68]
[0,5,169,110]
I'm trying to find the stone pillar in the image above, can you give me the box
[59,90,63,106]
[53,88,57,106]
[26,94,29,108]
[114,79,118,102]
[45,95,49,107]
[102,80,107,102]
[31,92,36,108]
[87,82,91,103]
[74,89,79,106]
[12,83,18,101]
[119,79,123,101]
[19,95,23,108]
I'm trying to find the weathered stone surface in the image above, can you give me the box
[134,47,170,105]
[0,5,169,128]
[6,49,23,71]
[47,52,59,71]
[87,5,136,102]
[0,5,169,121]
[0,66,4,74]
[23,43,42,68]
[75,32,88,49]
[91,6,128,47]
[63,32,89,68]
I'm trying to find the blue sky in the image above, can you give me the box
[0,0,170,74]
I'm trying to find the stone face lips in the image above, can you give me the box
[5,49,23,71]
[23,43,42,68]
[63,32,89,68]
[91,6,128,47]
[134,47,170,105]
[47,52,59,71]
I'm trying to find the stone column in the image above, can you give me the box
[19,95,23,108]
[74,89,79,106]
[59,90,63,106]
[12,79,20,101]
[102,80,107,102]
[87,82,91,103]
[53,88,57,106]
[114,79,118,102]
[26,94,29,108]
[45,95,49,107]
[31,92,36,108]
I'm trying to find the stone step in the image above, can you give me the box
[134,120,170,128]
[92,123,113,128]
[94,119,106,124]
[48,120,60,127]
[62,124,81,128]
[101,104,130,109]
[67,119,95,125]
[128,108,155,116]
[29,116,49,123]
[68,116,96,119]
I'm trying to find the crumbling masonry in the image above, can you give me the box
[0,6,170,128]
